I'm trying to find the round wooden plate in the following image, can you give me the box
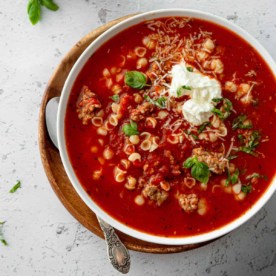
[38,14,212,253]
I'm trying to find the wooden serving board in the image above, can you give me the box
[38,14,212,253]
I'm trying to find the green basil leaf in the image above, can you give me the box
[177,85,192,97]
[0,221,7,246]
[125,71,149,89]
[40,0,59,11]
[183,157,195,168]
[239,130,260,155]
[232,115,252,130]
[186,67,193,72]
[212,97,232,119]
[191,161,210,184]
[122,120,139,136]
[230,169,239,184]
[246,173,268,180]
[110,94,119,103]
[241,185,252,194]
[27,0,41,25]
[227,155,238,160]
[144,95,166,109]
[183,156,210,184]
[9,181,21,193]
[198,122,211,134]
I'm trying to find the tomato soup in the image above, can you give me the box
[65,17,276,237]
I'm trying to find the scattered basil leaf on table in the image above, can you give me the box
[27,0,59,25]
[122,121,139,136]
[40,0,59,11]
[0,222,7,246]
[27,0,41,25]
[9,180,21,193]
[124,71,150,89]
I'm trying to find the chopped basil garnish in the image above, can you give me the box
[144,95,166,109]
[211,98,233,120]
[186,67,193,72]
[232,115,252,130]
[122,120,139,136]
[183,156,210,184]
[177,85,192,97]
[110,94,120,103]
[246,173,268,181]
[9,181,21,193]
[198,122,211,134]
[226,169,239,185]
[239,130,261,155]
[125,71,150,89]
[0,221,7,246]
[241,185,252,194]
[184,130,199,140]
[227,155,238,160]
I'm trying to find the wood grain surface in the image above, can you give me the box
[38,14,212,253]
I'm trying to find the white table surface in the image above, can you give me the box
[0,0,275,275]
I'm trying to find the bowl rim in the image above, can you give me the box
[57,8,276,245]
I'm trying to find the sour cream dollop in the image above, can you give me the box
[169,62,222,126]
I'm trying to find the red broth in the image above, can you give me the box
[65,17,276,237]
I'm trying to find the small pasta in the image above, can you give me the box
[102,68,111,77]
[210,59,224,74]
[106,78,113,89]
[134,195,145,206]
[129,135,140,145]
[140,140,151,151]
[149,136,159,152]
[120,159,131,170]
[103,147,114,160]
[158,110,168,119]
[108,114,119,126]
[140,132,151,140]
[134,46,147,57]
[111,103,120,113]
[160,181,170,191]
[97,126,107,136]
[142,36,156,49]
[202,38,215,53]
[125,176,137,190]
[92,169,102,180]
[225,81,237,93]
[136,58,148,69]
[145,117,157,128]
[197,198,207,216]
[114,166,126,182]
[167,134,179,144]
[124,144,135,155]
[128,152,141,162]
[184,177,196,189]
[91,116,103,127]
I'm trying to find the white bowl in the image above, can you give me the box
[57,9,276,245]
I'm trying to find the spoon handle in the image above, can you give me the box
[97,216,131,274]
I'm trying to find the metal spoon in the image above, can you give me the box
[45,97,131,274]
